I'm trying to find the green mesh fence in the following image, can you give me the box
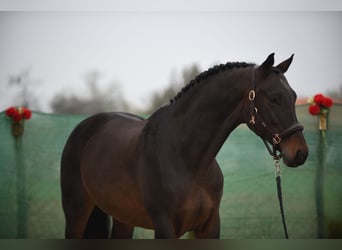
[0,104,341,239]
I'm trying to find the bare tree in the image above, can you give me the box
[326,84,342,101]
[8,70,40,110]
[51,70,129,114]
[145,63,201,113]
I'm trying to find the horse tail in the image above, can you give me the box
[83,206,110,238]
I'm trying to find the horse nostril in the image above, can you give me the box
[296,150,308,164]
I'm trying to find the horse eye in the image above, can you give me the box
[271,97,278,103]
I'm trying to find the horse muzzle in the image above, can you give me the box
[279,131,308,167]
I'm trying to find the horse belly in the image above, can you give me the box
[82,163,154,228]
[102,189,154,229]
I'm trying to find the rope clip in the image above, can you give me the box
[274,157,281,177]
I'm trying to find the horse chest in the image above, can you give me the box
[184,192,213,215]
[174,187,219,235]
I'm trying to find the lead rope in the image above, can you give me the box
[249,67,290,239]
[274,155,289,239]
[263,139,289,239]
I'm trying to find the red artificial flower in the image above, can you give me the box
[22,107,32,119]
[322,96,333,108]
[5,106,32,122]
[12,111,22,122]
[313,94,325,105]
[5,107,17,117]
[309,104,321,115]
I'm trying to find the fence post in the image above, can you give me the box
[15,137,27,238]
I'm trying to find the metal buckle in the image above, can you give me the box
[249,115,255,125]
[272,134,281,144]
[248,90,256,101]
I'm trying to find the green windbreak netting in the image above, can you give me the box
[0,104,341,239]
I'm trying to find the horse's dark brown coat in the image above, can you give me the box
[61,54,308,238]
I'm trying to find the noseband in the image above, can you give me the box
[248,66,304,159]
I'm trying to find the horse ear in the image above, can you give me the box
[276,54,294,73]
[260,53,275,73]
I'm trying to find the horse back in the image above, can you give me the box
[62,112,143,166]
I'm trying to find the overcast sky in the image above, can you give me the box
[1,11,342,112]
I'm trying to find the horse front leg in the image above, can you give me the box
[151,214,177,239]
[194,210,220,239]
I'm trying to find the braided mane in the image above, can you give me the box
[170,61,255,103]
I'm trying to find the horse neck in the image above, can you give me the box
[167,67,252,171]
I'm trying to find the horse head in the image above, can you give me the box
[247,53,308,167]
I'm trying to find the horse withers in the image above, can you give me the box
[61,54,308,238]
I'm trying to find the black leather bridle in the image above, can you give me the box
[247,66,305,239]
[248,66,304,159]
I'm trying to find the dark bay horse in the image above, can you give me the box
[61,54,308,238]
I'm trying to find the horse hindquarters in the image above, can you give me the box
[61,114,114,238]
[62,151,133,239]
[61,141,112,238]
[61,140,98,238]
